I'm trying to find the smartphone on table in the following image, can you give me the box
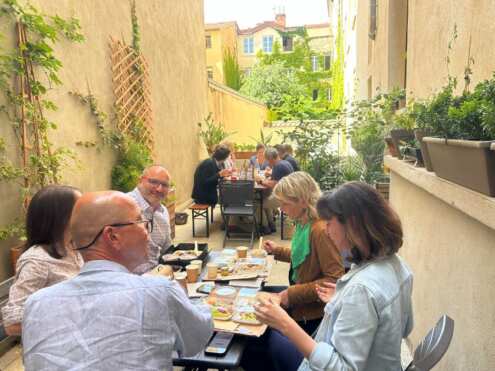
[205,331,234,356]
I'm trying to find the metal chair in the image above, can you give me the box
[405,315,454,371]
[219,179,258,248]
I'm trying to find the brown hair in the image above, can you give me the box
[317,181,403,264]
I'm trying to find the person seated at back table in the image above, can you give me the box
[279,143,300,172]
[257,147,294,234]
[250,143,269,171]
[192,144,232,207]
[22,191,213,371]
[127,165,172,274]
[2,185,83,336]
[219,140,237,170]
[254,182,414,371]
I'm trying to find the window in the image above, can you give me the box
[282,36,293,51]
[369,0,377,40]
[324,55,331,70]
[312,89,319,101]
[243,37,254,54]
[205,35,212,49]
[311,55,319,72]
[207,67,213,80]
[262,36,273,53]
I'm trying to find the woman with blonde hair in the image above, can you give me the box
[242,171,344,371]
[263,171,344,333]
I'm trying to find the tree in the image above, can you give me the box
[240,61,305,108]
[222,48,242,91]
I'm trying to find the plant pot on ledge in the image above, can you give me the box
[423,137,495,196]
[234,151,256,160]
[414,129,434,171]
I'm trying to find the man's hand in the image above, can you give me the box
[315,281,337,303]
[263,240,277,254]
[219,169,232,178]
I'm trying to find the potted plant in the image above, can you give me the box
[415,76,495,196]
[234,143,256,160]
[197,113,234,155]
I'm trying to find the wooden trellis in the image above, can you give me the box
[109,36,155,153]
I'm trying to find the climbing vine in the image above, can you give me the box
[0,0,84,239]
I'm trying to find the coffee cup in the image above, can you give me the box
[206,263,218,279]
[237,246,248,259]
[186,264,199,283]
[191,259,203,270]
[174,271,187,291]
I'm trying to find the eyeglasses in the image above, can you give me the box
[146,178,170,189]
[75,218,153,250]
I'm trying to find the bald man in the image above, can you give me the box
[128,165,172,274]
[22,192,213,371]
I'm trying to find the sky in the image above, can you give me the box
[204,0,329,29]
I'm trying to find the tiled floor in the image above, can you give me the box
[0,206,412,370]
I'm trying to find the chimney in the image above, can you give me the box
[275,13,286,28]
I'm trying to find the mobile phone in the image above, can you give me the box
[205,332,234,356]
[197,282,215,295]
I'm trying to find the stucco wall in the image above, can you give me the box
[207,81,267,146]
[407,0,495,98]
[386,156,495,371]
[0,0,207,278]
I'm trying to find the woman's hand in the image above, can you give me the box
[315,281,337,303]
[278,289,289,308]
[263,240,277,254]
[254,297,294,334]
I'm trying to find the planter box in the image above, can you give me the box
[423,137,495,196]
[390,129,414,160]
[414,129,433,171]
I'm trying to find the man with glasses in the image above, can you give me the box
[22,191,213,370]
[128,165,172,274]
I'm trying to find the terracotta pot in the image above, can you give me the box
[234,151,256,160]
[10,244,24,274]
[390,129,414,160]
[385,137,399,157]
[424,137,495,196]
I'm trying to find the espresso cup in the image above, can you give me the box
[206,263,218,279]
[191,259,203,270]
[186,264,199,283]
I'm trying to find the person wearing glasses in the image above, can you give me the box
[2,185,83,336]
[22,191,214,370]
[127,165,172,274]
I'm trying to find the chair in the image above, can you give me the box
[189,203,215,237]
[219,179,258,248]
[405,315,454,371]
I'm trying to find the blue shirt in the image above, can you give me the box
[249,155,269,170]
[128,188,172,274]
[23,260,214,371]
[271,159,294,181]
[298,254,413,371]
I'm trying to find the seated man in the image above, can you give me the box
[249,143,269,171]
[192,144,232,206]
[279,144,300,172]
[128,165,172,274]
[22,191,213,371]
[257,147,294,234]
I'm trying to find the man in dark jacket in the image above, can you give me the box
[192,145,231,205]
[279,144,300,172]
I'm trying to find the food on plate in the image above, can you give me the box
[234,258,266,274]
[211,305,233,320]
[232,310,260,325]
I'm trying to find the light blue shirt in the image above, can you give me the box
[298,254,413,371]
[22,260,214,371]
[128,188,172,274]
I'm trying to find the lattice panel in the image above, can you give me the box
[109,37,154,152]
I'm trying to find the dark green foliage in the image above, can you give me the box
[223,48,242,91]
[111,139,152,192]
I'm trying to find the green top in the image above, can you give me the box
[290,222,312,282]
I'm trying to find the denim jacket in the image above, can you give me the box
[298,254,413,371]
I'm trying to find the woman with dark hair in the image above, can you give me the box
[254,181,414,371]
[2,185,83,336]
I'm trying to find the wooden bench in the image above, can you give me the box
[189,204,215,237]
[0,277,20,355]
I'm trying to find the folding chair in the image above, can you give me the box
[219,179,258,248]
[405,315,454,371]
